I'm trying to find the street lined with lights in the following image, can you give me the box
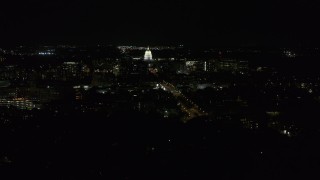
[160,81,208,122]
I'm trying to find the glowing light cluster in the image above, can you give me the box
[144,47,153,61]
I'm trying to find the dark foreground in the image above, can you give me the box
[1,108,319,180]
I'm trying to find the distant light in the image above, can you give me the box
[83,85,89,90]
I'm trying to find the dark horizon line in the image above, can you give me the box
[1,43,319,50]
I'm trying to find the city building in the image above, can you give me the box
[144,47,153,61]
[0,98,39,110]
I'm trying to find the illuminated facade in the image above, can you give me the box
[0,98,39,110]
[144,47,153,61]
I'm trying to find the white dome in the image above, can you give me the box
[144,47,153,61]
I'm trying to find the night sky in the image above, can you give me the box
[1,0,320,47]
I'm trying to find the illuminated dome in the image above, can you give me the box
[144,47,153,61]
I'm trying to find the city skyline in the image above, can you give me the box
[1,40,320,180]
[1,1,320,179]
